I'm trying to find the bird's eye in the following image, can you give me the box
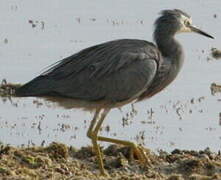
[184,20,190,26]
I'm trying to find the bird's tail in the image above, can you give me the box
[15,76,54,97]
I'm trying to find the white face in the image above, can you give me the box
[178,14,193,33]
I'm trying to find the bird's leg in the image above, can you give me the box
[88,109,150,165]
[87,108,110,176]
[87,108,150,175]
[87,108,101,138]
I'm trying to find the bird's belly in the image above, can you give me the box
[40,94,138,112]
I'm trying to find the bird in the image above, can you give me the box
[15,9,213,175]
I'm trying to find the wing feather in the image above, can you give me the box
[16,39,161,102]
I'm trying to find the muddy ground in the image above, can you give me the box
[0,142,221,180]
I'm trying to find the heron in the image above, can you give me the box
[15,9,213,175]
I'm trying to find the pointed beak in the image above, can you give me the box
[189,25,214,39]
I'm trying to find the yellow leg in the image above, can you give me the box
[87,108,151,175]
[87,108,110,175]
[87,108,101,138]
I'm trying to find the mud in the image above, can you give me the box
[211,48,221,60]
[0,79,21,97]
[210,83,221,96]
[0,142,221,180]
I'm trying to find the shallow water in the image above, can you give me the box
[0,0,221,152]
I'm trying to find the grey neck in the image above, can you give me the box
[154,30,184,80]
[154,32,184,64]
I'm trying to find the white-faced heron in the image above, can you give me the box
[15,9,214,175]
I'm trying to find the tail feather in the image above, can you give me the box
[15,76,54,97]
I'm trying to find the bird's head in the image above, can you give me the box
[154,9,214,39]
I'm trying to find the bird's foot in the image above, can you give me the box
[99,169,110,177]
[131,145,152,167]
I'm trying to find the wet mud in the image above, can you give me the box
[210,83,221,96]
[0,143,221,180]
[0,79,21,97]
[211,48,221,60]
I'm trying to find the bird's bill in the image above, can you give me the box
[189,25,214,39]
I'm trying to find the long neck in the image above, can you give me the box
[138,26,185,101]
[154,29,184,84]
[154,31,184,66]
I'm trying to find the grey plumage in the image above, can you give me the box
[16,9,213,107]
[16,39,160,103]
